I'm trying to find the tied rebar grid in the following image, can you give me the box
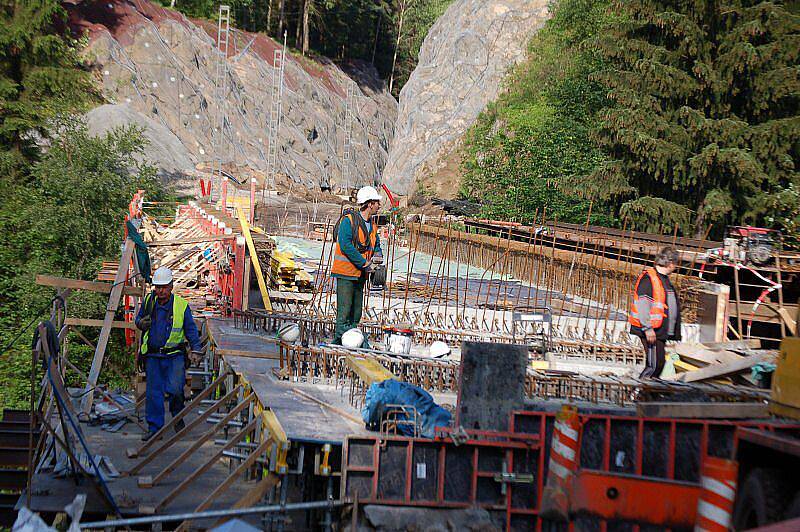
[233,308,645,365]
[275,343,769,408]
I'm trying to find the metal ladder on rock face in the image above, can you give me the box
[266,46,285,192]
[210,5,231,201]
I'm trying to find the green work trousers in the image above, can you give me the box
[333,277,365,344]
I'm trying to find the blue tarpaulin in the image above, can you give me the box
[362,379,451,438]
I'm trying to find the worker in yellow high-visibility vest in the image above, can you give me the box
[135,266,203,441]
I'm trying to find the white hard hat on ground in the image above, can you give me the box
[356,186,381,206]
[277,323,300,343]
[342,328,365,349]
[429,341,451,358]
[152,266,174,286]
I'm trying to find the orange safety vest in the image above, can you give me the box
[331,212,378,278]
[628,267,667,329]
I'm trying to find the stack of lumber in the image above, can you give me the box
[270,250,314,292]
[667,339,777,385]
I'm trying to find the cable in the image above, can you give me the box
[43,339,122,517]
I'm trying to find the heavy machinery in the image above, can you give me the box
[706,226,780,266]
[732,300,800,529]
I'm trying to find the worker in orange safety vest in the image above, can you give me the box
[629,246,682,378]
[331,186,383,346]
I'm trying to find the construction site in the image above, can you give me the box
[5,1,800,531]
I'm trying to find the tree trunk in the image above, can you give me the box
[302,0,311,55]
[296,0,303,48]
[389,2,408,94]
[267,0,273,34]
[372,12,381,64]
[278,0,285,38]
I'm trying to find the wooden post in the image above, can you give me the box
[81,239,136,414]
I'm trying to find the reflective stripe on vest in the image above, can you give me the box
[331,213,377,278]
[140,294,189,354]
[628,267,667,329]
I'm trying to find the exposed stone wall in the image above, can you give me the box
[382,0,550,195]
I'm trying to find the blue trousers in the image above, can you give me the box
[145,354,186,432]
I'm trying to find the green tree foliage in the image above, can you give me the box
[0,121,166,410]
[0,0,169,409]
[589,0,800,236]
[460,0,617,225]
[0,0,97,178]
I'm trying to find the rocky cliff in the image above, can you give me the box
[66,0,396,188]
[382,0,550,196]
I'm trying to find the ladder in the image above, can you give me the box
[266,47,285,192]
[341,83,355,192]
[210,5,231,200]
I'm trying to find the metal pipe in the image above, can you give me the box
[80,499,352,529]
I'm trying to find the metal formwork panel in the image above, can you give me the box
[343,409,800,531]
[343,431,543,530]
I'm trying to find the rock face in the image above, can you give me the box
[67,0,396,189]
[85,103,194,175]
[382,0,550,196]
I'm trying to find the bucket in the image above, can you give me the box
[385,326,413,355]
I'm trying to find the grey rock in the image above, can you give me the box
[85,103,194,175]
[361,505,500,531]
[382,0,550,195]
[74,0,396,189]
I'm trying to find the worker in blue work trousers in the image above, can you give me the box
[135,266,203,441]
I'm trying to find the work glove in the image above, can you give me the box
[363,260,377,274]
[372,254,384,265]
[190,350,204,365]
[136,316,152,332]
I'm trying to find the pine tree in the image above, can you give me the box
[0,0,96,179]
[589,0,800,236]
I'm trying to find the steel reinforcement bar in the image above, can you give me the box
[276,343,768,408]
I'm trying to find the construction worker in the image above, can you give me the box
[135,266,203,441]
[331,185,383,345]
[629,246,682,379]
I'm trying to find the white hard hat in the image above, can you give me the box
[429,341,451,358]
[277,323,300,343]
[342,328,365,349]
[152,266,173,286]
[356,186,381,205]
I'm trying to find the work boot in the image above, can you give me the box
[174,418,186,432]
[141,431,157,442]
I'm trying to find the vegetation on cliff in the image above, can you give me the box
[0,0,168,409]
[461,0,800,243]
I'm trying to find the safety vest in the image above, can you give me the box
[331,211,377,278]
[140,293,189,355]
[628,267,667,329]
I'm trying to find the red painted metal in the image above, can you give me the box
[343,408,800,531]
[571,470,700,527]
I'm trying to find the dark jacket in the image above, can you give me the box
[630,271,682,341]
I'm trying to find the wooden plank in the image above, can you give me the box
[700,339,761,351]
[216,348,279,359]
[236,206,272,311]
[637,402,769,419]
[153,418,259,513]
[211,474,280,528]
[672,343,743,366]
[676,351,778,383]
[148,235,235,247]
[81,238,136,414]
[174,436,274,532]
[36,274,142,297]
[290,388,362,426]
[64,318,137,330]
